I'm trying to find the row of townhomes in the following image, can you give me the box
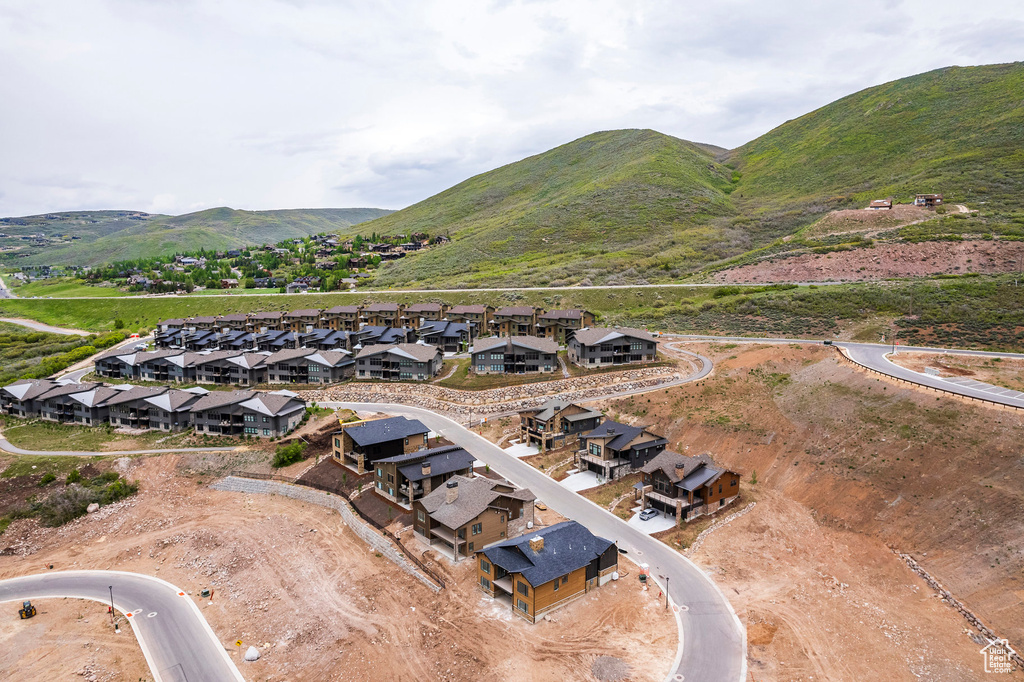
[158,304,599,343]
[328,414,622,623]
[0,378,306,437]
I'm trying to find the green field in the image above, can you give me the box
[9,277,132,298]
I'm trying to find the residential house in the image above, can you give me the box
[535,309,595,344]
[220,278,239,289]
[868,199,893,210]
[417,321,470,353]
[356,326,416,347]
[446,305,493,337]
[191,389,305,437]
[37,382,103,423]
[298,328,353,351]
[1,379,69,418]
[189,316,220,331]
[254,330,298,352]
[475,521,617,623]
[304,350,355,384]
[222,353,270,386]
[94,348,141,379]
[469,336,558,375]
[402,303,447,329]
[640,451,741,521]
[139,352,193,383]
[157,318,186,332]
[248,311,284,332]
[414,475,536,559]
[518,400,603,451]
[361,302,403,327]
[105,386,169,429]
[490,306,541,337]
[331,416,431,473]
[914,193,944,207]
[190,350,247,385]
[218,314,250,331]
[321,305,362,332]
[66,385,123,425]
[284,308,322,332]
[354,343,443,381]
[286,282,308,294]
[577,420,668,480]
[217,330,256,352]
[567,327,658,368]
[181,329,221,351]
[154,327,183,348]
[373,445,476,508]
[265,348,317,384]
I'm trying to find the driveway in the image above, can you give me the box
[502,442,538,458]
[627,509,677,535]
[0,570,244,682]
[560,469,602,491]
[321,400,746,682]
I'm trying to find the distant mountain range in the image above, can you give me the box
[5,61,1022,285]
[0,207,393,266]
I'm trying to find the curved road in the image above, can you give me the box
[670,334,1024,409]
[0,317,89,335]
[0,570,244,682]
[322,401,746,682]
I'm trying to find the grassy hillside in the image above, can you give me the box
[365,129,740,288]
[0,207,392,266]
[731,62,1024,219]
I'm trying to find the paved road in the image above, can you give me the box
[669,334,1024,409]
[0,274,13,299]
[321,401,746,682]
[0,570,244,682]
[0,317,89,335]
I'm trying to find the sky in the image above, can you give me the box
[1,0,1022,217]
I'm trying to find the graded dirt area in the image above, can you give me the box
[888,351,1024,392]
[800,204,935,239]
[592,342,1024,680]
[0,454,676,682]
[714,237,1024,283]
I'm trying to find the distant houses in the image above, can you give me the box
[639,450,741,522]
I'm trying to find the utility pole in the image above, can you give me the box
[665,575,670,610]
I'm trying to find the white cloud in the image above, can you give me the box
[0,0,1020,216]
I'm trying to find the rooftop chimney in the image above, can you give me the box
[674,462,686,476]
[529,536,544,553]
[421,460,432,477]
[446,479,459,504]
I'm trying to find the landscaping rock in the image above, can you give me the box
[86,503,100,514]
[244,645,261,662]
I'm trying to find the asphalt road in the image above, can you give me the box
[0,317,89,335]
[670,334,1024,409]
[0,570,244,682]
[322,401,746,682]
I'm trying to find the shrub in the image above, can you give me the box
[38,472,56,486]
[272,441,307,468]
[66,469,82,485]
[37,484,98,527]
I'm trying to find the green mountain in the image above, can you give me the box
[0,207,392,266]
[363,62,1024,288]
[368,129,739,288]
[731,62,1024,216]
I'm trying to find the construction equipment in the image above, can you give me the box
[18,601,36,619]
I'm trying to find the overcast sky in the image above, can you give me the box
[1,0,1021,217]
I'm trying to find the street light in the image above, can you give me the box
[108,585,114,624]
[658,573,670,609]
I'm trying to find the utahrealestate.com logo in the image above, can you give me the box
[980,638,1015,674]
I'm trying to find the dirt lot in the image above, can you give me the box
[889,351,1024,392]
[0,454,676,682]
[714,238,1024,283]
[800,204,935,238]
[590,342,1024,679]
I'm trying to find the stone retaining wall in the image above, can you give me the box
[210,476,441,592]
[300,367,681,420]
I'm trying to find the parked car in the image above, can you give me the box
[639,508,659,521]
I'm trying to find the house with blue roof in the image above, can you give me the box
[331,415,431,473]
[476,520,618,623]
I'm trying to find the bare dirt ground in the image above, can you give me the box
[888,351,1024,393]
[0,454,676,682]
[0,597,149,681]
[590,342,1024,679]
[715,238,1024,283]
[800,204,935,239]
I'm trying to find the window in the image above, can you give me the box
[472,522,482,535]
[517,582,529,597]
[335,438,340,448]
[377,467,383,478]
[417,510,425,522]
[561,575,568,585]
[376,481,383,490]
[480,558,490,574]
[589,443,601,456]
[480,576,491,590]
[244,414,255,422]
[553,579,559,592]
[731,479,737,487]
[262,416,269,423]
[500,515,505,523]
[719,484,723,494]
[477,365,485,372]
[468,542,474,552]
[244,426,257,434]
[262,428,270,436]
[422,434,428,444]
[517,599,529,613]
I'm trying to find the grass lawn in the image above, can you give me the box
[521,446,577,480]
[0,453,107,478]
[580,473,643,519]
[10,278,131,298]
[0,418,237,452]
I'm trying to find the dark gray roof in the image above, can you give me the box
[480,521,614,587]
[102,385,168,406]
[37,381,101,401]
[641,450,714,482]
[583,420,644,451]
[341,416,429,447]
[680,465,723,492]
[398,448,475,482]
[190,390,254,412]
[520,398,600,423]
[469,335,557,354]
